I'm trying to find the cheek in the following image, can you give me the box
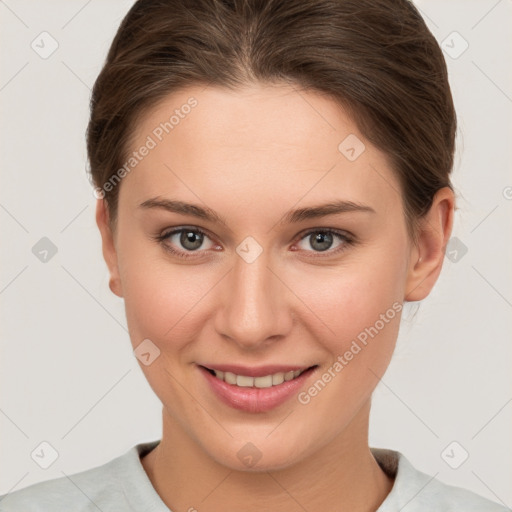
[117,246,216,411]
[117,242,212,348]
[285,235,408,408]
[291,244,406,342]
[286,251,405,431]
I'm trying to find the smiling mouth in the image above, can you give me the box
[201,365,318,389]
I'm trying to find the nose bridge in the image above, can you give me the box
[215,245,291,348]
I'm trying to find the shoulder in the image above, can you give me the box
[372,448,510,512]
[0,453,126,512]
[0,460,120,512]
[0,441,162,512]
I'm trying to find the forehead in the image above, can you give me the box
[120,83,401,218]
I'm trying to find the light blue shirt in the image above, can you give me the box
[0,440,509,511]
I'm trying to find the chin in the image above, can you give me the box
[201,433,313,473]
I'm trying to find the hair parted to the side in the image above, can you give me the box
[86,0,457,242]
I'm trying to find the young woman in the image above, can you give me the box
[1,0,508,510]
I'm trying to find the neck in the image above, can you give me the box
[142,401,394,512]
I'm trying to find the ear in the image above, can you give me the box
[95,199,123,298]
[405,187,455,302]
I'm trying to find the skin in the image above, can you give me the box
[96,83,454,512]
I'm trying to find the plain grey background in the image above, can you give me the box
[1,0,511,506]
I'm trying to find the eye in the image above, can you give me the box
[155,227,218,259]
[294,229,354,256]
[153,226,355,260]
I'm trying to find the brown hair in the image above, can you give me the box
[87,0,457,241]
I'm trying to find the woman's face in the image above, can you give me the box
[99,83,426,470]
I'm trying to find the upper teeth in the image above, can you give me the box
[213,369,305,388]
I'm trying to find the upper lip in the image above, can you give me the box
[199,364,315,377]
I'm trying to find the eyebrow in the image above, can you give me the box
[138,197,376,227]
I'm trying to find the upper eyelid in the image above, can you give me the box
[163,226,213,242]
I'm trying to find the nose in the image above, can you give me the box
[214,248,293,350]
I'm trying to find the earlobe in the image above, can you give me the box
[95,199,124,298]
[404,187,455,302]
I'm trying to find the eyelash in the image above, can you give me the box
[153,226,356,260]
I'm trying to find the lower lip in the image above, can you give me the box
[198,365,317,413]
